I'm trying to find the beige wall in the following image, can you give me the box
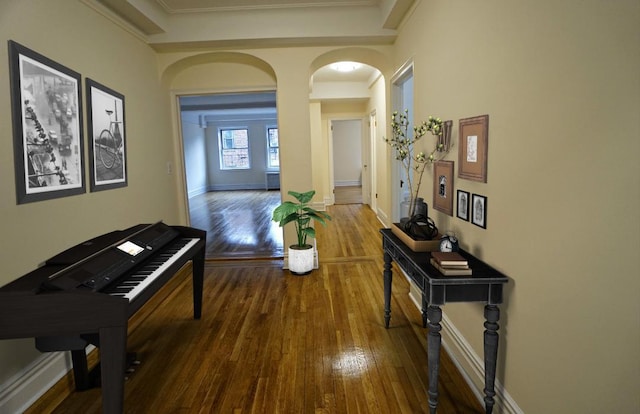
[0,0,184,386]
[392,1,640,413]
[1,0,638,412]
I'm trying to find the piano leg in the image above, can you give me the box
[70,350,91,390]
[98,325,127,414]
[192,247,205,319]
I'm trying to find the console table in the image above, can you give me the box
[380,228,508,414]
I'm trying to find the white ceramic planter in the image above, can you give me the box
[288,244,314,275]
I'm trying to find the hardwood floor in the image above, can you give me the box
[333,186,363,205]
[188,188,363,260]
[188,190,284,260]
[28,203,484,414]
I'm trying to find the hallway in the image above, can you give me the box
[34,203,484,414]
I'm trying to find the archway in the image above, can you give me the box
[308,48,390,212]
[163,52,282,260]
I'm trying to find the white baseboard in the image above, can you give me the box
[335,180,361,187]
[187,186,208,198]
[0,352,71,414]
[408,288,523,414]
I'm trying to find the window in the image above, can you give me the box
[267,127,279,168]
[219,128,249,169]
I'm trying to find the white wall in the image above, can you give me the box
[181,114,208,197]
[331,119,363,186]
[203,118,278,190]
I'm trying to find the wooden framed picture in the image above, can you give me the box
[8,40,85,204]
[86,78,127,192]
[458,114,489,183]
[433,160,454,216]
[471,193,487,228]
[456,190,470,221]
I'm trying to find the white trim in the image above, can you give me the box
[335,180,361,187]
[0,352,71,414]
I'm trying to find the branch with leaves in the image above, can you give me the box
[384,109,449,218]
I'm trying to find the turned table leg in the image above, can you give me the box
[427,305,443,414]
[483,305,500,414]
[383,252,392,328]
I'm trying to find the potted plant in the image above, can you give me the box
[384,110,451,244]
[272,190,331,275]
[384,109,450,220]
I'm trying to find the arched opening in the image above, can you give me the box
[308,48,390,212]
[163,53,283,260]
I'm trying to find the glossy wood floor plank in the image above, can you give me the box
[188,190,284,260]
[29,203,484,414]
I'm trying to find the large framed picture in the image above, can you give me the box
[456,189,470,221]
[458,114,489,183]
[8,40,84,204]
[471,193,487,229]
[433,160,454,216]
[86,78,127,191]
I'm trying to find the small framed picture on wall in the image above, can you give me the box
[458,115,489,183]
[457,190,470,221]
[471,193,487,228]
[433,160,454,216]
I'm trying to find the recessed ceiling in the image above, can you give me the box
[94,0,413,46]
[157,0,380,13]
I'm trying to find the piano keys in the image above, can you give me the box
[0,222,206,414]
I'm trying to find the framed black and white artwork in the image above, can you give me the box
[86,78,127,191]
[8,40,85,204]
[457,190,470,221]
[471,193,487,228]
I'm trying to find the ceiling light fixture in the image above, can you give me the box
[330,61,361,72]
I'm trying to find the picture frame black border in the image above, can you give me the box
[471,193,487,229]
[456,189,470,221]
[8,40,85,204]
[86,78,127,192]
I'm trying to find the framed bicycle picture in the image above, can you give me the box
[86,78,127,191]
[8,40,85,204]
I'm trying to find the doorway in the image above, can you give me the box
[391,62,414,222]
[330,118,365,205]
[179,91,283,260]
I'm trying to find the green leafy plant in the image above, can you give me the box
[272,190,332,248]
[384,109,449,217]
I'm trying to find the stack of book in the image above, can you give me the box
[430,251,472,276]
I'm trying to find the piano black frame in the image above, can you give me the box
[0,224,206,414]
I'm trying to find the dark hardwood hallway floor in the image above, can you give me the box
[29,202,484,414]
[188,190,285,260]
